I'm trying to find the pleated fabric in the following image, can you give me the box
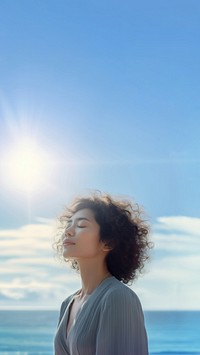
[54,276,148,355]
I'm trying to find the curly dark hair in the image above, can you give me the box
[53,192,152,284]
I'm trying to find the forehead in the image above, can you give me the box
[71,208,95,221]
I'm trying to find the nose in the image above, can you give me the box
[64,225,74,238]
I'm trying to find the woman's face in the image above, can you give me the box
[62,208,107,261]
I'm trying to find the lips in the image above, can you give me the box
[63,239,75,246]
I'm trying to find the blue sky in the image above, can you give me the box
[0,0,200,310]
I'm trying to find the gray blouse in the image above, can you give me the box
[54,276,148,355]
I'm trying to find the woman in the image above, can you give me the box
[54,192,151,355]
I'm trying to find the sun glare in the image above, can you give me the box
[1,139,52,193]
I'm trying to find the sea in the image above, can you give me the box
[0,310,200,355]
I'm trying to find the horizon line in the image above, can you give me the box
[0,307,199,312]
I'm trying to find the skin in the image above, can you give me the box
[62,208,112,333]
[62,208,111,296]
[63,208,105,260]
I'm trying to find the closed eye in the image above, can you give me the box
[77,225,87,228]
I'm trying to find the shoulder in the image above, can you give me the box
[100,277,143,311]
[96,278,146,337]
[103,277,141,300]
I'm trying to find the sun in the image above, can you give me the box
[1,139,52,193]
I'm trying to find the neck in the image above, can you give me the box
[77,259,111,297]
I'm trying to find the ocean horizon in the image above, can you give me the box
[0,310,200,354]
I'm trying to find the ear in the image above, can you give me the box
[101,242,112,252]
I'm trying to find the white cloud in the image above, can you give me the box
[0,220,80,309]
[133,216,200,310]
[151,216,200,255]
[0,221,55,259]
[155,216,200,236]
[0,222,54,238]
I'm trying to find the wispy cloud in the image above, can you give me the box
[1,216,200,310]
[134,216,200,310]
[0,220,80,309]
[155,215,200,235]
